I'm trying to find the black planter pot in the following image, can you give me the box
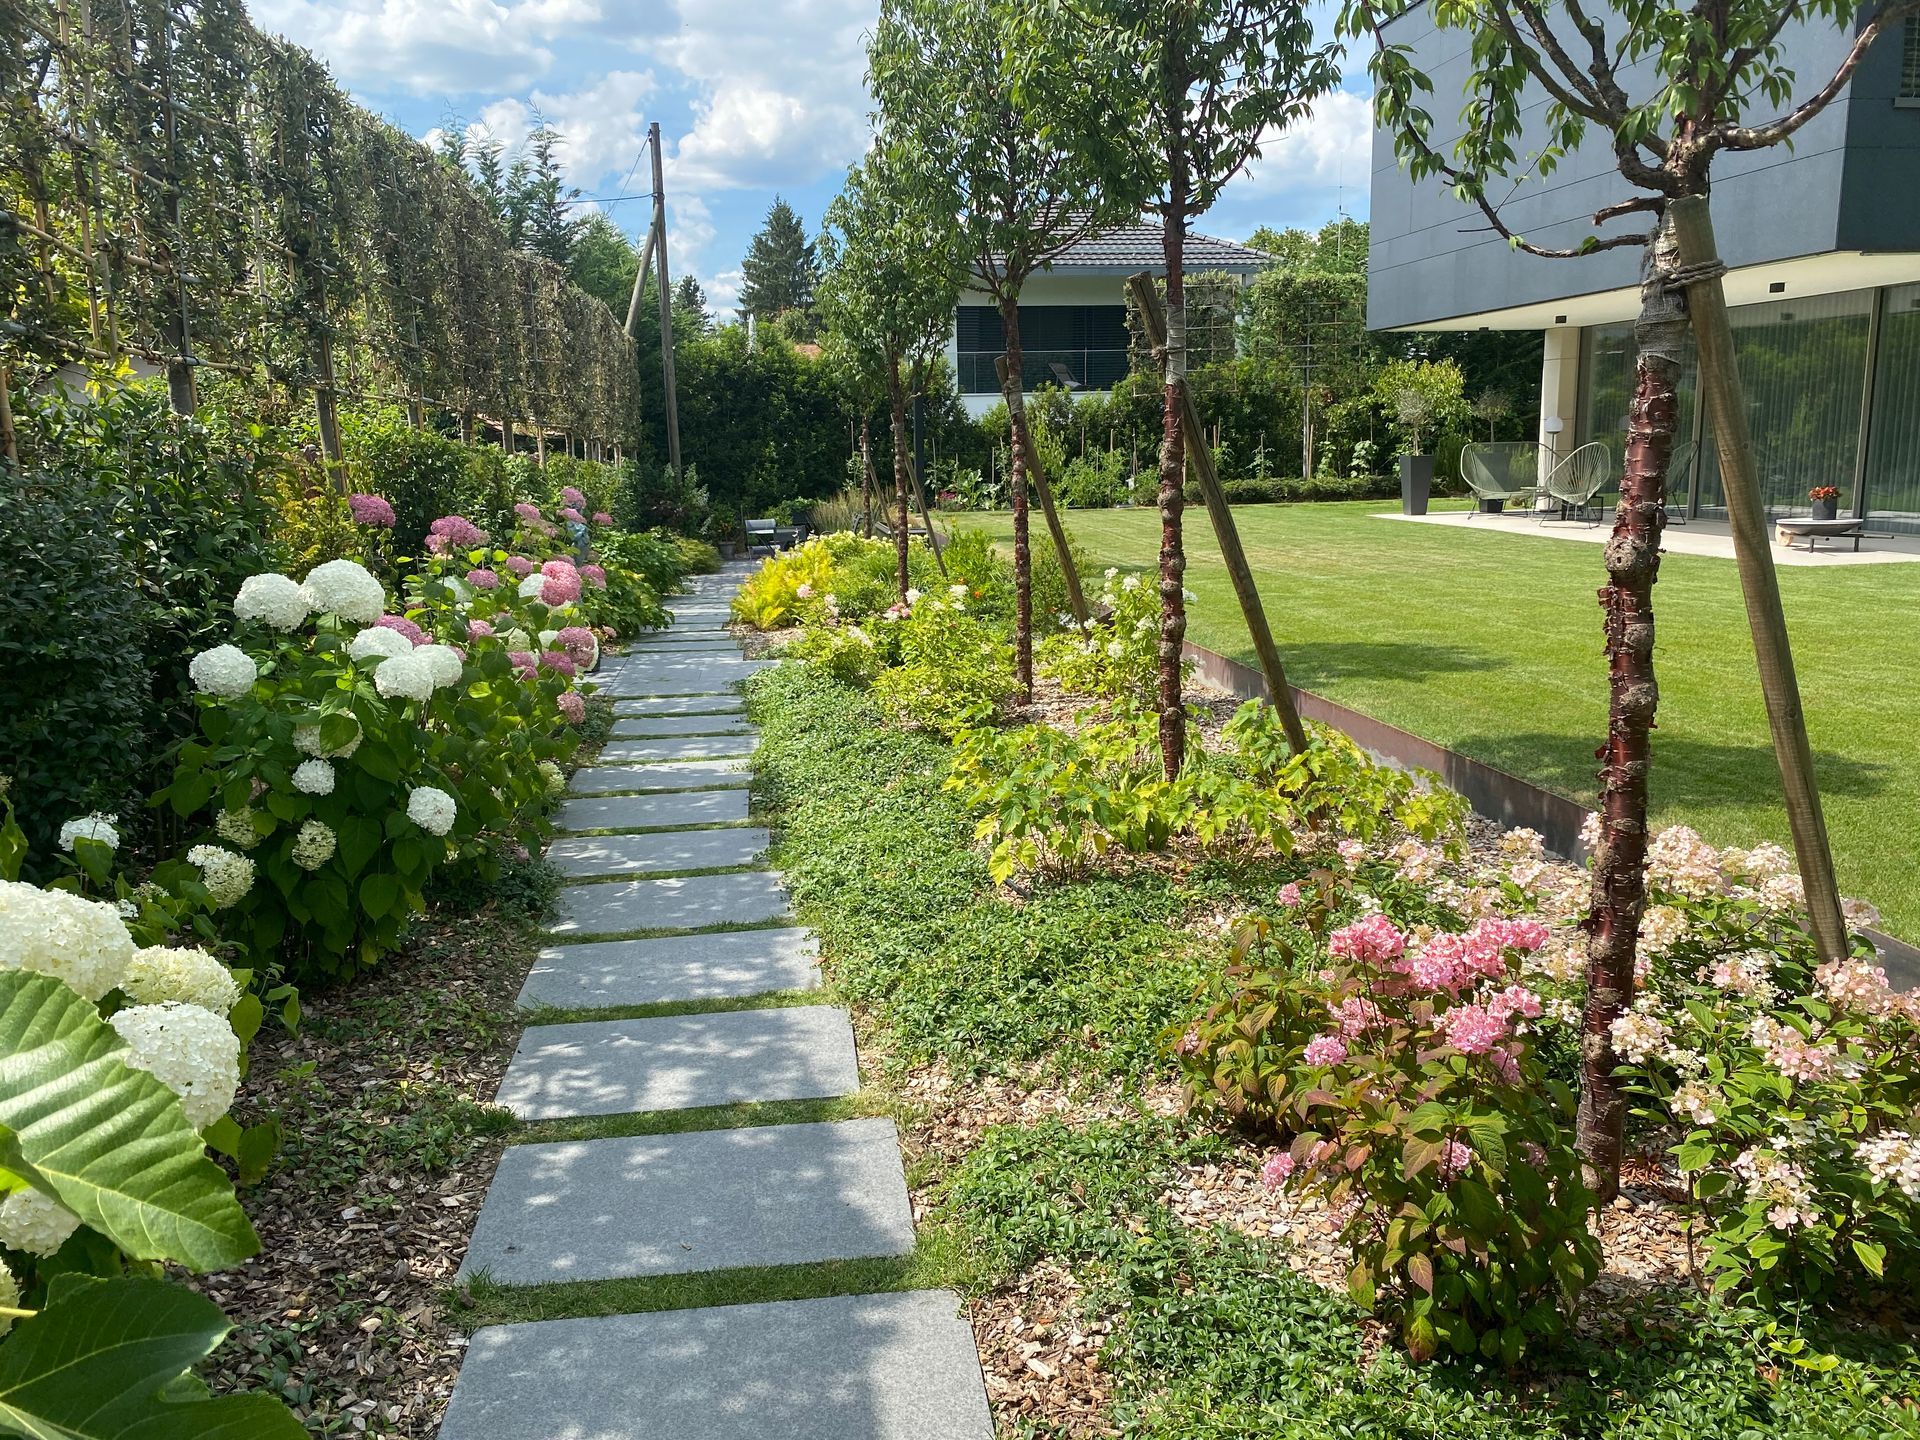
[1810,497,1839,521]
[1479,497,1505,514]
[1399,454,1434,516]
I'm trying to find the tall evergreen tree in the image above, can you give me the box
[738,197,820,325]
[466,131,509,228]
[515,124,583,265]
[569,211,640,316]
[673,275,711,336]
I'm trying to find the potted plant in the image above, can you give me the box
[1809,484,1840,521]
[1373,358,1467,516]
[1392,388,1436,515]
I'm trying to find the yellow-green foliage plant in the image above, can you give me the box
[731,539,840,630]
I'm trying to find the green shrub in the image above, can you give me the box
[339,408,472,554]
[0,470,147,869]
[597,529,685,594]
[871,594,1017,737]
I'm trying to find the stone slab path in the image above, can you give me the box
[443,563,989,1440]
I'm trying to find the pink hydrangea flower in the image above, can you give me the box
[541,573,583,606]
[513,502,543,524]
[555,625,596,664]
[581,564,608,588]
[541,559,577,578]
[539,650,577,677]
[561,486,588,508]
[591,511,613,526]
[1488,984,1543,1021]
[467,619,495,641]
[1329,996,1384,1038]
[374,614,427,646]
[1302,1034,1349,1067]
[429,515,487,548]
[466,568,500,590]
[1336,838,1367,868]
[504,555,536,578]
[507,650,537,678]
[348,492,395,527]
[1260,1153,1295,1190]
[1439,1003,1510,1055]
[1437,1139,1473,1183]
[1328,914,1406,967]
[557,690,586,724]
[560,506,586,525]
[1277,882,1303,907]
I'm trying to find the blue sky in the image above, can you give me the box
[253,0,1373,320]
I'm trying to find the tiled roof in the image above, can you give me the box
[1039,222,1273,274]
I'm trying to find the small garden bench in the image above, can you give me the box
[1775,518,1865,552]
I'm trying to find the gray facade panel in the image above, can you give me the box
[1366,7,1906,329]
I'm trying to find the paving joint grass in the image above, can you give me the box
[542,916,796,945]
[509,1093,876,1147]
[559,863,766,886]
[520,987,825,1025]
[556,820,758,837]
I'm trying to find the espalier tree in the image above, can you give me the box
[869,0,1122,697]
[1016,0,1339,776]
[1341,0,1920,1197]
[818,151,962,599]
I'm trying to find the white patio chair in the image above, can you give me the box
[1461,441,1541,514]
[1541,441,1613,525]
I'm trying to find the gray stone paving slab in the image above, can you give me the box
[548,869,789,935]
[601,664,770,697]
[566,760,751,794]
[457,1118,914,1284]
[624,635,740,649]
[599,734,757,763]
[439,1291,993,1440]
[612,694,745,716]
[494,1006,857,1119]
[518,927,819,1009]
[610,714,754,738]
[554,789,749,832]
[545,826,768,878]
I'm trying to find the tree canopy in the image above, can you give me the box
[739,197,822,329]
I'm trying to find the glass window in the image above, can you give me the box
[1694,290,1871,520]
[1864,283,1920,534]
[954,304,1130,395]
[1578,321,1698,507]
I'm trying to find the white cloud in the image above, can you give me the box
[251,0,572,94]
[704,268,745,318]
[1241,87,1373,197]
[441,70,654,191]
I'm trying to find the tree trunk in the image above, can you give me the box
[885,360,911,602]
[999,300,1035,700]
[1576,221,1684,1203]
[859,416,876,538]
[1155,111,1191,781]
[1667,195,1848,964]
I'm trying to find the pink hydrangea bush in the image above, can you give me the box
[1175,897,1599,1362]
[348,492,396,527]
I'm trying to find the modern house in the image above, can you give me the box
[1366,8,1920,531]
[948,223,1272,418]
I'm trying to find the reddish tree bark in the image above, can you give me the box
[999,298,1035,700]
[885,359,911,601]
[1154,99,1191,780]
[859,415,876,538]
[1576,230,1685,1201]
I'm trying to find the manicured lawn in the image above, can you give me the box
[960,502,1920,940]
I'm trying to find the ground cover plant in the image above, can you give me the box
[959,503,1920,940]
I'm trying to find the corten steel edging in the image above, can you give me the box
[1182,641,1920,988]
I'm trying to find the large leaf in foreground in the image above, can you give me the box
[0,974,256,1270]
[0,1276,303,1439]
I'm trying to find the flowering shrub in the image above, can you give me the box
[732,538,840,630]
[1608,839,1920,1301]
[870,590,1018,738]
[1038,566,1168,707]
[790,622,890,687]
[1176,904,1599,1362]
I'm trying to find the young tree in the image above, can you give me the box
[818,152,961,599]
[869,0,1116,700]
[1344,0,1916,1196]
[513,124,582,266]
[1021,1,1339,775]
[569,211,641,316]
[739,197,821,329]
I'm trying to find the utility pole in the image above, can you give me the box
[622,123,683,479]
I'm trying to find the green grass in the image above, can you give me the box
[519,989,821,1026]
[512,1094,877,1147]
[961,501,1920,939]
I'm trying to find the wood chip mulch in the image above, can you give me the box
[196,908,536,1437]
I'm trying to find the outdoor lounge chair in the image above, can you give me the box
[1461,441,1541,513]
[1541,441,1613,524]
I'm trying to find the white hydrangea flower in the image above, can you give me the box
[123,946,241,1015]
[1609,1008,1671,1064]
[501,628,532,651]
[0,1256,17,1335]
[0,1188,81,1258]
[349,626,414,662]
[517,571,547,600]
[290,819,337,870]
[292,759,335,795]
[58,812,119,852]
[233,572,310,631]
[374,652,437,702]
[109,1002,240,1130]
[302,559,385,624]
[538,760,564,795]
[1856,1131,1920,1200]
[406,786,456,837]
[294,719,361,759]
[905,587,922,605]
[186,845,254,909]
[416,644,464,688]
[0,881,135,1001]
[187,644,257,698]
[215,808,261,850]
[1121,574,1140,591]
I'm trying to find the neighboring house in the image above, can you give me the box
[949,223,1271,418]
[1366,9,1920,531]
